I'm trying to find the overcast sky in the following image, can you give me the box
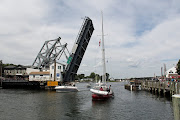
[1,0,180,79]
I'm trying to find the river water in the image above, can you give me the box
[0,82,174,120]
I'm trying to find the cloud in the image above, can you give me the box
[1,0,180,78]
[81,64,88,67]
[93,61,102,68]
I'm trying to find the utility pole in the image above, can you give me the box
[54,59,56,81]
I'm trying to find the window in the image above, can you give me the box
[52,66,54,69]
[40,75,43,76]
[169,70,173,73]
[33,75,35,78]
[51,74,52,78]
[58,66,61,70]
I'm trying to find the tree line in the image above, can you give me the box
[75,72,110,81]
[177,59,180,75]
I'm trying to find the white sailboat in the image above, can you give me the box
[90,12,114,100]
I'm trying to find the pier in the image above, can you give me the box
[2,79,40,89]
[125,80,180,97]
[141,80,180,96]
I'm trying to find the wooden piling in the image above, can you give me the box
[155,82,157,94]
[158,81,161,95]
[170,82,172,96]
[172,82,175,95]
[177,82,180,94]
[163,81,166,96]
[172,94,180,120]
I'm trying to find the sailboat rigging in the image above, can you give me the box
[90,12,114,100]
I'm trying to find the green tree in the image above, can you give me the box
[75,74,85,80]
[177,59,180,75]
[3,63,16,68]
[95,74,100,81]
[79,74,85,79]
[89,72,95,79]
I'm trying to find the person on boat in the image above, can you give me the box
[100,87,103,91]
[107,85,111,92]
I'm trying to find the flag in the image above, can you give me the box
[99,39,101,46]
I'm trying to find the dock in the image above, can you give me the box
[125,80,180,97]
[2,79,40,89]
[141,80,180,96]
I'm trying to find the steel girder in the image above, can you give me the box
[32,37,68,69]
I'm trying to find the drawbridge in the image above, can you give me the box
[63,17,94,82]
[32,17,94,82]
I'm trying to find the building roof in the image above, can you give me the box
[29,71,50,75]
[4,65,16,69]
[4,65,27,69]
[50,62,65,66]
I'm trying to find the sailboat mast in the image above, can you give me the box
[101,12,106,84]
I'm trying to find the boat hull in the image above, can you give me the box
[90,88,114,100]
[92,93,114,100]
[90,88,108,95]
[55,86,78,92]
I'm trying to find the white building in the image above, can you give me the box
[29,71,50,81]
[166,66,178,78]
[29,62,65,82]
[49,62,65,81]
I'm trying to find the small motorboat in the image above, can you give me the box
[55,86,78,92]
[55,83,78,92]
